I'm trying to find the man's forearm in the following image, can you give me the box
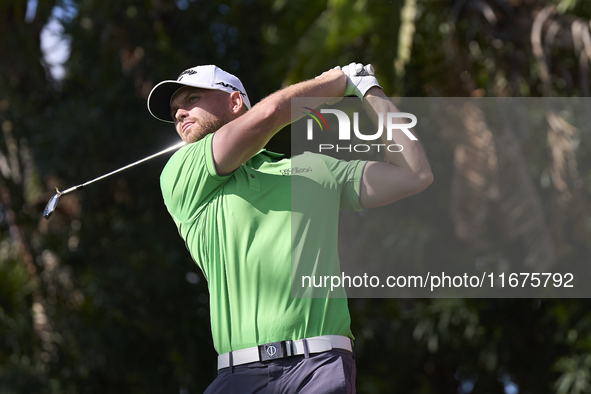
[357,86,433,208]
[363,87,431,179]
[213,70,347,175]
[261,69,347,131]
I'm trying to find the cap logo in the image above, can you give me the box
[216,82,246,97]
[177,69,197,81]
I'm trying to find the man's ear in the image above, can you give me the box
[228,91,244,115]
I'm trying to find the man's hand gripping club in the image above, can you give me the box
[336,62,382,99]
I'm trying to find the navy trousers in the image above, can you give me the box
[204,349,356,394]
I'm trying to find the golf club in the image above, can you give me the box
[43,141,186,219]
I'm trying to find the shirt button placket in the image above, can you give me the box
[248,170,260,191]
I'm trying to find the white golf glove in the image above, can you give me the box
[336,62,381,99]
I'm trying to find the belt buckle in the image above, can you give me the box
[258,341,293,361]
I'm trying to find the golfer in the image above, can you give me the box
[147,63,432,393]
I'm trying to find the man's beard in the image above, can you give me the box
[183,113,231,143]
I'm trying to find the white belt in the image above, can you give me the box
[217,335,352,370]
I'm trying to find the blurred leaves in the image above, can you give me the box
[555,354,591,394]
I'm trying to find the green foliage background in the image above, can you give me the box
[2,0,591,393]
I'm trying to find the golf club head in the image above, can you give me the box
[43,193,60,220]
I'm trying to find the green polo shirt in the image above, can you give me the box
[161,133,365,355]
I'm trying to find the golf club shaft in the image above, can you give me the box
[59,141,186,196]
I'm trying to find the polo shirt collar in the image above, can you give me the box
[246,148,284,168]
[258,149,284,159]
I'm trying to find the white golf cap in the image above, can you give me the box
[147,65,251,123]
